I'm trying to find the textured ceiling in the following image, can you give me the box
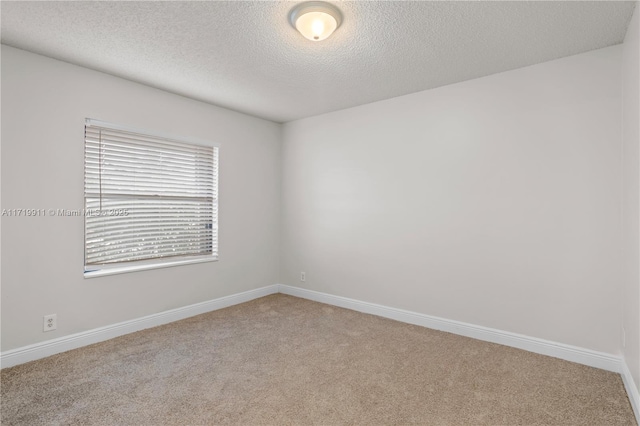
[1,1,636,123]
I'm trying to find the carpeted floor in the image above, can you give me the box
[1,294,636,425]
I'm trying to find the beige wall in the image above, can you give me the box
[623,3,640,395]
[281,45,623,354]
[1,46,282,351]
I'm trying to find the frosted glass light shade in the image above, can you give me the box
[290,2,342,42]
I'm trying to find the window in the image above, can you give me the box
[84,119,218,277]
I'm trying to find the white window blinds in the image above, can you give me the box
[84,120,218,273]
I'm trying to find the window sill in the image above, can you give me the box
[84,256,218,279]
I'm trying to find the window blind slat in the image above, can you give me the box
[85,147,215,170]
[85,130,214,155]
[84,121,218,269]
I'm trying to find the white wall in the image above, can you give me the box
[1,30,633,374]
[0,46,281,351]
[281,45,623,354]
[623,3,640,395]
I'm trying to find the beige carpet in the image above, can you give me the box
[1,294,636,425]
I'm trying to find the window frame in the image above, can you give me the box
[83,118,219,279]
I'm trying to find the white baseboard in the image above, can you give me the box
[279,284,640,423]
[277,284,623,373]
[2,282,637,425]
[621,360,640,424]
[0,284,279,369]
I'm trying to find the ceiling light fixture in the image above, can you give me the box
[289,1,342,42]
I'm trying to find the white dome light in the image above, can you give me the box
[289,2,343,42]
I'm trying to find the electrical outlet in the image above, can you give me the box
[43,314,57,332]
[300,271,306,282]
